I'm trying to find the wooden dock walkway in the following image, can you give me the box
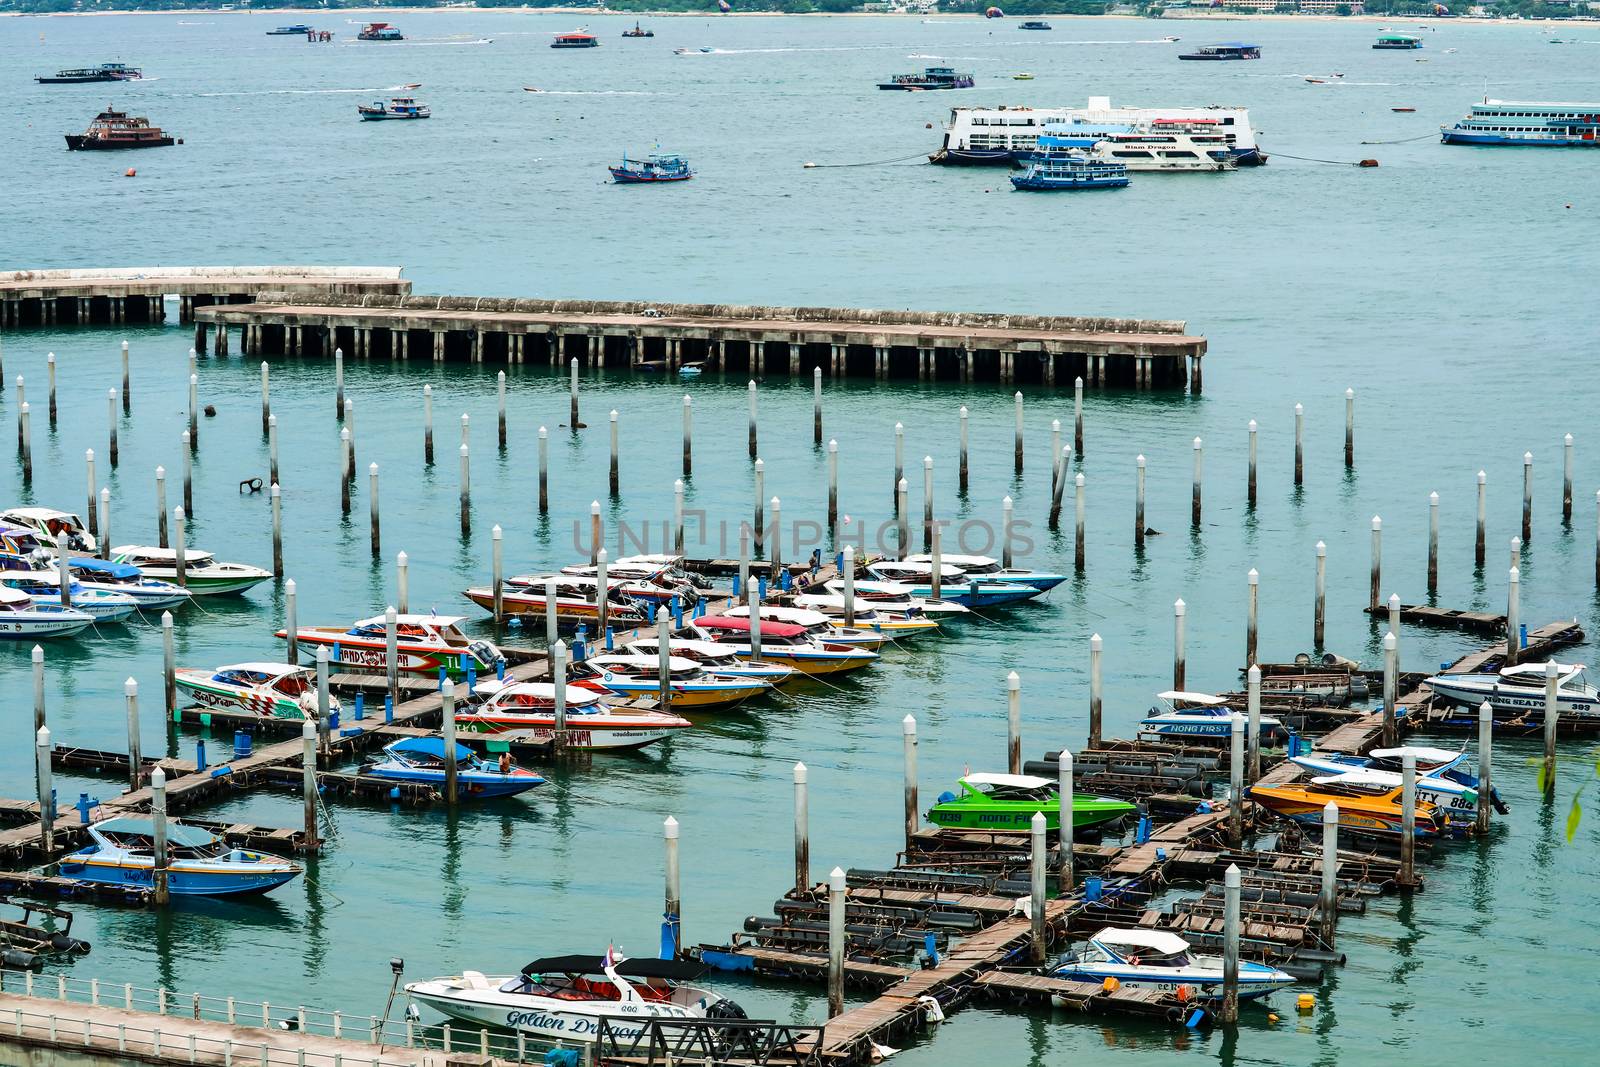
[1362,603,1507,634]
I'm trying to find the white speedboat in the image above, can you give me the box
[622,637,798,685]
[568,654,771,711]
[174,662,338,721]
[406,953,744,1044]
[0,506,96,553]
[821,579,972,618]
[1139,691,1285,742]
[457,682,692,750]
[787,593,942,636]
[863,562,1045,607]
[717,604,890,649]
[903,552,1068,591]
[58,817,300,897]
[284,613,504,680]
[68,558,192,609]
[1286,763,1479,823]
[1051,928,1294,1000]
[0,585,94,637]
[110,546,271,596]
[0,572,139,622]
[1425,662,1600,719]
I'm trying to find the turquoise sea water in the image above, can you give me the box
[3,10,1600,1065]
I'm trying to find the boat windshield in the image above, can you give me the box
[970,782,1055,803]
[213,668,279,688]
[1101,943,1191,967]
[272,673,312,696]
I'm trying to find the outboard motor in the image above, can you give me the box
[467,640,505,671]
[703,997,748,1021]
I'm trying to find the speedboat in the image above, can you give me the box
[363,737,545,799]
[405,953,743,1044]
[0,585,94,638]
[174,662,337,721]
[788,593,942,637]
[569,654,771,710]
[1052,928,1294,1001]
[58,817,301,897]
[926,774,1134,833]
[1139,692,1285,743]
[110,546,271,596]
[1425,662,1600,719]
[0,572,139,622]
[690,616,879,676]
[560,555,710,606]
[903,553,1066,591]
[717,604,890,650]
[1284,763,1482,826]
[821,579,972,618]
[622,637,798,685]
[0,507,96,553]
[282,614,505,680]
[467,574,651,626]
[67,558,191,609]
[457,683,692,751]
[862,563,1045,607]
[1249,775,1444,838]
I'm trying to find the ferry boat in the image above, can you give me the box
[358,97,431,121]
[281,614,505,679]
[1374,34,1423,49]
[58,817,301,897]
[609,153,693,183]
[1038,121,1237,172]
[1052,929,1295,1001]
[266,25,314,36]
[1440,100,1600,147]
[552,31,599,49]
[357,23,404,42]
[363,737,545,800]
[621,22,654,37]
[110,546,271,596]
[173,662,336,721]
[36,63,142,84]
[1425,662,1600,717]
[878,66,974,92]
[1019,20,1052,30]
[64,106,175,151]
[457,682,692,751]
[0,586,94,639]
[925,774,1134,833]
[932,98,1264,167]
[405,954,742,1045]
[1178,43,1260,61]
[568,654,772,710]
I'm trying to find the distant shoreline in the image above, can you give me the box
[6,7,1599,28]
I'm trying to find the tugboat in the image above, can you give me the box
[621,22,654,38]
[357,96,431,121]
[552,31,599,49]
[65,105,176,151]
[36,63,141,84]
[877,66,974,91]
[356,23,404,42]
[610,152,693,183]
[1010,135,1128,191]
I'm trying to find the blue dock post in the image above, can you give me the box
[195,740,207,773]
[384,693,394,723]
[437,665,446,692]
[233,731,252,759]
[353,692,365,721]
[496,659,505,682]
[781,570,792,592]
[574,626,587,663]
[605,626,614,652]
[732,572,741,598]
[672,596,683,629]
[466,661,477,695]
[758,575,767,603]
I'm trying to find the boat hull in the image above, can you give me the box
[927,798,1133,833]
[609,169,692,183]
[288,632,489,679]
[173,674,311,721]
[57,857,299,896]
[1052,960,1291,1000]
[457,717,683,751]
[65,135,173,150]
[1426,675,1600,717]
[1012,174,1129,190]
[136,568,271,596]
[1442,129,1600,147]
[0,613,94,638]
[407,986,698,1044]
[365,767,543,799]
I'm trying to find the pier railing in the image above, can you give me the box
[595,1016,824,1066]
[0,971,588,1065]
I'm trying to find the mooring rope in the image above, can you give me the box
[1269,151,1372,166]
[1361,132,1437,145]
[804,151,929,169]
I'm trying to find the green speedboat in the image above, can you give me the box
[926,773,1135,833]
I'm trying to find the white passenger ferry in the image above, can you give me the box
[1039,121,1238,172]
[1440,99,1600,147]
[932,96,1264,166]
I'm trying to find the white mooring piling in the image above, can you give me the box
[1320,801,1339,945]
[1543,658,1559,794]
[1173,599,1187,691]
[1220,863,1241,1024]
[793,762,809,893]
[1029,811,1047,965]
[1056,749,1074,890]
[827,867,846,1018]
[1006,671,1022,774]
[1477,699,1493,835]
[1089,633,1103,748]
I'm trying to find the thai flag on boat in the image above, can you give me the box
[603,944,620,970]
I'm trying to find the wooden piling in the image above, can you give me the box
[423,385,434,464]
[538,426,549,514]
[161,611,175,713]
[594,548,607,635]
[154,466,168,547]
[747,380,758,459]
[459,444,471,536]
[893,424,904,514]
[930,520,943,598]
[1228,712,1244,847]
[682,396,693,478]
[150,766,169,905]
[35,727,53,853]
[490,525,504,622]
[569,358,579,430]
[922,457,934,553]
[85,450,98,537]
[1051,446,1069,531]
[1247,420,1257,508]
[674,481,685,553]
[1013,392,1024,474]
[1428,492,1439,594]
[1293,403,1304,487]
[545,580,559,649]
[188,373,199,449]
[268,415,280,488]
[497,371,507,451]
[1056,750,1074,889]
[827,867,846,1018]
[827,440,839,535]
[902,714,918,850]
[813,367,823,446]
[17,402,30,484]
[1563,433,1574,523]
[368,465,381,556]
[347,401,358,477]
[1522,451,1534,543]
[1314,541,1326,649]
[1073,376,1084,457]
[664,817,682,958]
[441,681,457,806]
[1246,664,1261,783]
[271,483,283,578]
[1029,811,1046,965]
[607,410,620,496]
[284,580,298,666]
[32,645,45,736]
[1388,594,1401,664]
[1399,750,1417,888]
[958,407,969,494]
[1001,496,1014,570]
[1191,437,1202,527]
[55,533,71,608]
[896,480,909,560]
[1475,471,1487,568]
[1476,700,1493,835]
[1543,659,1559,794]
[173,506,187,588]
[1089,633,1103,748]
[260,362,270,434]
[794,762,809,894]
[1173,599,1186,690]
[1381,631,1397,748]
[1506,566,1520,666]
[13,375,23,456]
[770,496,783,567]
[1135,454,1146,547]
[47,354,57,429]
[339,430,350,515]
[334,348,345,419]
[315,648,331,753]
[753,460,765,554]
[1006,671,1022,775]
[121,339,131,415]
[1074,473,1085,571]
[1220,864,1240,1024]
[301,720,319,850]
[107,390,119,469]
[1246,568,1259,667]
[1344,388,1354,468]
[747,583,763,660]
[124,678,142,790]
[842,544,856,626]
[1369,516,1382,611]
[396,552,409,615]
[655,607,671,713]
[1320,801,1338,946]
[99,487,111,560]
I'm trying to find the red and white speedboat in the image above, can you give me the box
[690,616,879,677]
[457,682,691,750]
[279,614,504,680]
[464,575,651,625]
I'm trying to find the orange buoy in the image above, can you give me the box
[124,168,136,177]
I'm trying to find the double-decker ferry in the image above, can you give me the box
[1441,99,1600,147]
[931,97,1263,166]
[1041,120,1238,172]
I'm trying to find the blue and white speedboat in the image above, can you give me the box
[905,553,1067,592]
[863,562,1044,607]
[1288,745,1507,819]
[1052,928,1295,1001]
[1441,100,1600,147]
[0,572,139,622]
[1139,691,1285,742]
[0,586,94,638]
[1426,662,1600,719]
[69,558,191,609]
[363,737,546,800]
[58,817,301,897]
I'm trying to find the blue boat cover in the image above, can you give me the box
[387,736,477,761]
[70,558,142,579]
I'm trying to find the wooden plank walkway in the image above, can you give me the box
[1363,604,1506,634]
[972,971,1179,1016]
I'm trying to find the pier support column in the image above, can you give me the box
[789,342,801,375]
[586,333,599,368]
[714,339,726,370]
[962,346,974,384]
[433,330,446,362]
[153,295,166,321]
[112,296,124,323]
[509,332,521,364]
[918,347,933,381]
[395,329,408,360]
[874,346,888,381]
[754,339,766,376]
[1044,351,1056,387]
[830,344,843,377]
[194,322,207,353]
[1189,350,1204,394]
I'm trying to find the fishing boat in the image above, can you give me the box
[284,614,505,680]
[266,25,314,35]
[717,604,890,650]
[1011,140,1130,191]
[0,507,96,553]
[878,66,974,91]
[363,737,545,799]
[1177,43,1260,61]
[405,953,742,1044]
[173,662,336,721]
[0,586,94,638]
[1285,762,1483,825]
[621,22,654,38]
[66,558,190,609]
[1019,20,1052,30]
[926,774,1135,833]
[1051,928,1295,1001]
[467,574,651,625]
[358,97,431,121]
[568,655,771,710]
[786,593,942,636]
[690,616,879,676]
[1425,662,1600,718]
[1441,100,1600,147]
[0,572,139,622]
[933,98,1265,167]
[1374,33,1423,49]
[36,63,143,84]
[621,637,798,684]
[356,23,404,42]
[903,553,1066,591]
[110,546,271,595]
[862,562,1045,606]
[57,817,301,897]
[457,683,692,750]
[1139,692,1285,742]
[1250,775,1444,838]
[552,31,599,49]
[610,153,693,183]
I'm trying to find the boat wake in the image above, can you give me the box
[531,90,657,96]
[197,86,389,97]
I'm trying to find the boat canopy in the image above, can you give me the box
[590,655,700,672]
[1154,691,1229,706]
[386,736,477,761]
[696,616,809,638]
[1497,662,1584,682]
[1369,746,1464,764]
[94,816,217,847]
[0,586,34,606]
[1091,927,1191,956]
[112,546,216,565]
[627,638,731,657]
[963,773,1054,790]
[70,558,142,579]
[1309,770,1401,790]
[214,662,302,679]
[520,955,705,980]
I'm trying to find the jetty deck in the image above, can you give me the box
[194,296,1207,389]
